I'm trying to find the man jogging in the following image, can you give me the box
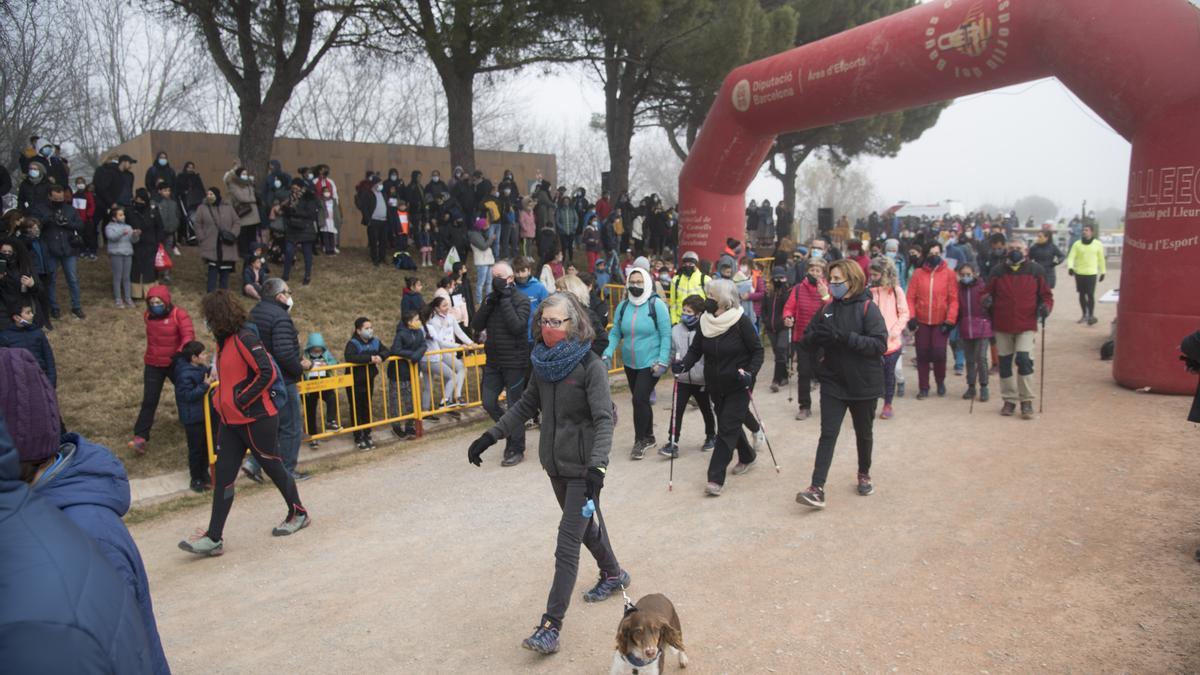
[1065,224,1105,325]
[985,237,1053,420]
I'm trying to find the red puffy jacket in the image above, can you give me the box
[214,329,277,425]
[906,261,959,326]
[985,261,1053,333]
[143,286,195,367]
[782,279,825,342]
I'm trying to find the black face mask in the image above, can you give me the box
[627,286,645,298]
[680,264,695,275]
[1008,249,1024,264]
[806,274,818,285]
[492,277,508,293]
[908,254,921,265]
[926,255,942,267]
[1082,235,1094,244]
[703,298,719,314]
[773,278,787,286]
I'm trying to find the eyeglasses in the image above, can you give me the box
[538,318,571,328]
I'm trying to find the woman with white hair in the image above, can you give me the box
[466,292,628,655]
[673,278,764,496]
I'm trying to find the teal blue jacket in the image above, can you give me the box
[602,295,672,369]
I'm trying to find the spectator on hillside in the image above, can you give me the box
[17,159,51,211]
[344,316,386,450]
[193,187,240,292]
[173,340,213,493]
[0,348,170,673]
[224,164,261,259]
[242,246,269,300]
[0,235,43,321]
[246,278,309,482]
[128,188,163,300]
[0,414,155,675]
[471,260,531,467]
[152,182,183,270]
[128,285,194,456]
[282,178,319,285]
[103,205,135,307]
[0,302,54,386]
[174,161,207,219]
[358,176,391,267]
[470,217,497,305]
[144,151,176,193]
[10,218,52,328]
[31,183,85,320]
[555,195,579,262]
[316,180,342,255]
[70,177,98,259]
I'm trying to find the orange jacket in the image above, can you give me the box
[906,261,959,326]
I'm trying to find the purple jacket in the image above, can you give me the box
[956,280,993,340]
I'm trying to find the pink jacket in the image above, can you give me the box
[519,209,536,239]
[870,285,910,355]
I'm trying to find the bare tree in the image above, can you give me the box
[796,155,876,242]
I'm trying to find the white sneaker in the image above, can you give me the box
[753,430,766,450]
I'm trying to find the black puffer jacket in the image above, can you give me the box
[471,287,530,371]
[283,192,319,244]
[800,292,887,400]
[761,282,792,334]
[31,201,83,258]
[681,312,763,396]
[248,298,303,383]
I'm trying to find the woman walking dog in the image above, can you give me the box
[466,292,629,655]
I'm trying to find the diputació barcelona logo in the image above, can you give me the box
[925,0,1012,79]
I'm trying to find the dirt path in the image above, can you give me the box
[132,286,1200,674]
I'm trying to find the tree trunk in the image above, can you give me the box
[442,70,476,173]
[237,92,288,178]
[605,86,635,199]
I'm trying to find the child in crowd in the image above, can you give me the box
[387,310,427,439]
[422,296,475,409]
[103,206,134,308]
[402,276,424,315]
[582,216,601,271]
[344,317,386,450]
[0,302,56,387]
[418,221,434,266]
[302,332,341,448]
[662,294,716,457]
[956,262,993,402]
[173,340,213,493]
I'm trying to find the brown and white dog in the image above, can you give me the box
[609,593,688,675]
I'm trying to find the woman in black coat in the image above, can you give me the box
[675,278,764,497]
[282,178,319,285]
[127,188,162,300]
[795,259,888,509]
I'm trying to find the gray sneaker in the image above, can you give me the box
[732,460,756,475]
[631,438,652,460]
[271,511,311,537]
[704,482,723,496]
[178,531,224,557]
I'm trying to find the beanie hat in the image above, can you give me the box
[726,237,740,250]
[885,238,899,252]
[681,250,700,263]
[0,348,60,463]
[632,256,651,272]
[473,217,488,231]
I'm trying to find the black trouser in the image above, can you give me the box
[559,232,575,262]
[83,213,100,255]
[544,476,620,627]
[237,224,257,259]
[669,382,714,443]
[34,274,53,328]
[133,364,175,441]
[368,219,389,264]
[1075,273,1097,317]
[303,388,340,434]
[624,366,661,442]
[321,231,337,254]
[771,329,790,384]
[481,364,525,455]
[207,416,302,542]
[347,372,377,428]
[793,343,815,409]
[811,391,876,488]
[708,387,755,485]
[183,421,209,484]
[206,263,231,292]
[283,240,314,281]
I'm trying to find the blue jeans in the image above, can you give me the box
[487,222,501,258]
[950,326,964,370]
[481,364,525,456]
[475,265,492,306]
[277,382,302,472]
[46,254,80,312]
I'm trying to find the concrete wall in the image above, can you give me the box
[105,131,557,247]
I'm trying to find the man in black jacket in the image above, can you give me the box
[471,261,531,466]
[248,278,311,481]
[30,185,85,320]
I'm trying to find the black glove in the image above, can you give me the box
[906,319,918,332]
[467,430,497,466]
[1068,269,1076,277]
[1037,305,1050,320]
[940,322,954,335]
[831,326,848,343]
[737,369,753,389]
[670,360,687,374]
[1099,274,1105,282]
[811,322,835,344]
[585,466,606,500]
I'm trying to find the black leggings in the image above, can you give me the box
[624,366,661,442]
[811,391,876,489]
[207,416,302,542]
[1075,273,1097,317]
[668,381,715,443]
[793,343,816,409]
[708,388,755,485]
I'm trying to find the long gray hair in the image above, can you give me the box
[533,292,596,344]
[704,278,740,311]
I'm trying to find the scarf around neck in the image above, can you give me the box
[531,339,593,383]
[700,305,744,338]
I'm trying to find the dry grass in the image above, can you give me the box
[55,243,466,479]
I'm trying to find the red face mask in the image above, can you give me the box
[542,326,568,348]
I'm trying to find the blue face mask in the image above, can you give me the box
[885,251,897,259]
[960,275,975,285]
[681,314,699,327]
[149,304,167,316]
[829,281,849,300]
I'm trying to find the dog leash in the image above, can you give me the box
[588,499,637,614]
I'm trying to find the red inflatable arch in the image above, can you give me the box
[679,0,1200,394]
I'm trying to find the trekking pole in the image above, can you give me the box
[786,338,795,404]
[667,373,679,492]
[1039,316,1046,413]
[745,385,781,473]
[969,387,975,415]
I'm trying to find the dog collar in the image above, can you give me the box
[623,652,662,671]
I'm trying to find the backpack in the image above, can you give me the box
[615,294,661,328]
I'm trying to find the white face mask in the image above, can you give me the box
[28,170,41,179]
[284,296,294,311]
[158,158,167,166]
[274,179,282,189]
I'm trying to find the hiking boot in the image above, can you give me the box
[1020,401,1035,420]
[521,622,561,654]
[365,433,376,449]
[979,386,990,402]
[241,460,264,484]
[71,308,86,320]
[391,424,406,439]
[501,452,524,467]
[1077,315,1088,324]
[963,386,976,400]
[880,404,894,420]
[705,481,723,496]
[896,382,906,397]
[1087,315,1098,326]
[178,531,223,557]
[732,460,755,475]
[271,511,311,536]
[702,436,715,452]
[769,382,780,393]
[1001,401,1017,416]
[936,383,947,397]
[326,420,341,431]
[525,418,540,430]
[794,407,811,421]
[583,569,631,603]
[189,479,211,494]
[309,440,320,449]
[405,425,418,439]
[796,485,826,509]
[752,429,766,451]
[657,441,679,459]
[916,389,929,400]
[128,436,147,455]
[51,308,61,320]
[954,366,964,376]
[857,472,874,496]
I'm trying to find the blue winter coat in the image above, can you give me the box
[173,356,210,426]
[34,434,170,674]
[516,276,550,340]
[0,323,56,387]
[601,295,672,370]
[0,421,154,674]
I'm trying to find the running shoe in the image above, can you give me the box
[701,436,715,452]
[794,407,811,421]
[271,511,311,536]
[583,569,631,602]
[178,530,223,556]
[732,460,755,475]
[705,482,723,497]
[241,460,264,484]
[1020,401,1034,420]
[522,622,560,654]
[857,473,874,496]
[657,441,679,459]
[796,485,826,509]
[979,386,990,402]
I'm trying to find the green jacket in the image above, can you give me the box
[1066,239,1106,276]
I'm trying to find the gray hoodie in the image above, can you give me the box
[671,322,705,385]
[104,220,135,256]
